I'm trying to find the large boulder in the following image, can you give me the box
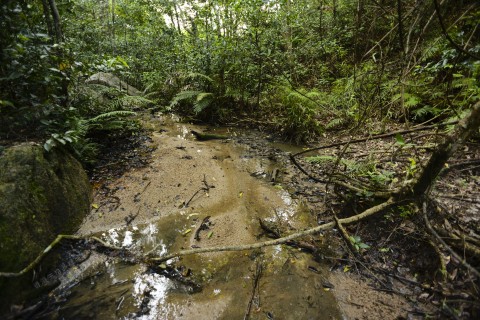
[86,72,142,96]
[0,143,91,308]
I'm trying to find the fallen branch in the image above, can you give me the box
[258,218,317,252]
[150,198,395,263]
[0,199,395,277]
[335,216,362,259]
[292,120,458,158]
[0,235,123,278]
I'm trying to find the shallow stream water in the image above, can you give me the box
[42,114,342,319]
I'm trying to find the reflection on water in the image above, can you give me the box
[55,209,340,319]
[131,272,171,320]
[57,221,181,319]
[176,125,190,140]
[122,230,134,247]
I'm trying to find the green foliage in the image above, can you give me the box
[0,30,71,138]
[398,205,417,219]
[169,72,241,121]
[385,204,418,222]
[405,36,480,122]
[43,110,137,163]
[170,90,209,112]
[306,155,394,187]
[265,82,325,142]
[349,235,370,252]
[2,0,479,152]
[73,84,152,117]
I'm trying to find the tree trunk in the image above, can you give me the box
[47,0,63,42]
[41,0,54,40]
[404,101,480,198]
[110,0,116,54]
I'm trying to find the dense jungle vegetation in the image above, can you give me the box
[1,1,480,318]
[1,0,479,155]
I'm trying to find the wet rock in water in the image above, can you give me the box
[0,143,91,310]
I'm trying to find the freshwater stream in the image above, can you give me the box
[41,114,343,319]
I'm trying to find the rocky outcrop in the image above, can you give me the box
[86,72,142,96]
[0,143,91,306]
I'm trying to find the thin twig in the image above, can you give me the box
[244,260,263,320]
[423,201,480,279]
[184,189,202,208]
[432,0,480,60]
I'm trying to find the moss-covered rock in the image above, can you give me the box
[0,143,91,308]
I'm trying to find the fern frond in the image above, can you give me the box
[412,105,442,119]
[194,95,213,113]
[196,92,214,102]
[326,118,345,130]
[186,72,214,84]
[87,110,136,123]
[170,90,203,107]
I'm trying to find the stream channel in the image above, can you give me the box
[47,114,342,319]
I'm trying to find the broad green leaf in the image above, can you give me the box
[395,134,405,145]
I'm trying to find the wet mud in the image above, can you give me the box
[51,113,344,319]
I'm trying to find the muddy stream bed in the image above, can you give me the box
[37,114,410,319]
